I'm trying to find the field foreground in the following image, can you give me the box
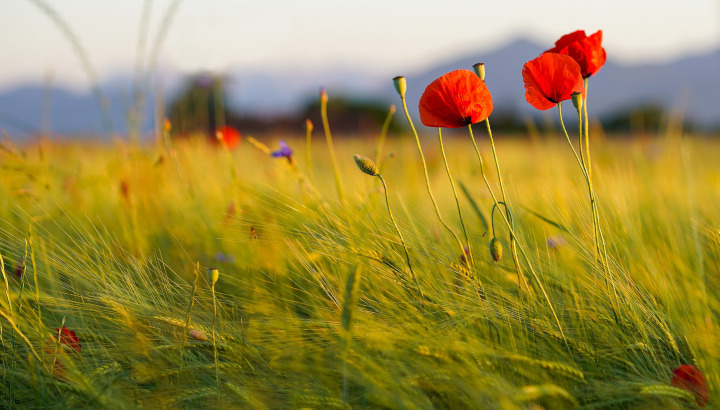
[0,132,718,409]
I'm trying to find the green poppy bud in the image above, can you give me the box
[489,237,503,262]
[472,63,486,81]
[207,268,220,286]
[571,92,583,112]
[393,76,407,98]
[353,154,379,176]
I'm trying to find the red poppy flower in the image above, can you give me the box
[671,364,709,407]
[216,126,242,149]
[546,30,606,78]
[419,69,493,128]
[522,53,584,110]
[46,326,81,354]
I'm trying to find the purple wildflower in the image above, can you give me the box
[271,140,293,162]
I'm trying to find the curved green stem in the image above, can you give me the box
[491,201,513,238]
[557,103,600,260]
[467,125,564,339]
[438,128,471,263]
[485,119,524,288]
[378,174,423,301]
[398,95,465,257]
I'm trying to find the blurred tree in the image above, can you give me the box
[167,74,227,137]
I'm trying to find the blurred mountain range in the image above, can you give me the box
[0,37,718,137]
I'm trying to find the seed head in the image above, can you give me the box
[207,268,220,286]
[393,76,407,98]
[472,63,486,81]
[189,329,208,341]
[353,155,379,176]
[489,237,503,262]
[320,87,328,104]
[571,92,584,112]
[305,118,313,133]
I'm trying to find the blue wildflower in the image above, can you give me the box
[271,140,293,162]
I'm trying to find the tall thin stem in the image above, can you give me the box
[320,91,345,203]
[398,94,465,255]
[438,128,471,262]
[485,119,524,289]
[583,79,592,180]
[557,103,601,263]
[378,175,423,301]
[467,125,564,339]
[210,282,220,389]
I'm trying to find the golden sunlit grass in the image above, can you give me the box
[0,129,717,408]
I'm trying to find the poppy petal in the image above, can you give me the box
[523,53,584,110]
[548,30,606,78]
[671,364,709,407]
[546,30,587,53]
[419,70,493,128]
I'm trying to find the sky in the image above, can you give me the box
[1,0,718,90]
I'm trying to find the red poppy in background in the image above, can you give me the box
[419,69,493,128]
[546,30,606,78]
[56,326,81,353]
[522,53,584,110]
[671,364,709,407]
[216,126,242,149]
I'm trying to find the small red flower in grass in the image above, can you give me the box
[48,326,81,354]
[671,364,709,407]
[546,30,606,79]
[522,53,584,110]
[216,126,242,150]
[419,69,493,128]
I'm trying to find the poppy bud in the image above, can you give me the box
[353,155,379,176]
[163,118,172,133]
[393,76,407,98]
[472,63,486,81]
[389,104,396,114]
[571,92,583,112]
[489,237,502,262]
[320,88,328,104]
[207,268,220,286]
[305,118,313,133]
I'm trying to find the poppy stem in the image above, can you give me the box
[398,94,465,257]
[557,103,605,266]
[484,119,525,291]
[210,281,220,390]
[576,103,595,259]
[377,174,423,302]
[584,79,592,180]
[467,125,565,341]
[437,128,473,267]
